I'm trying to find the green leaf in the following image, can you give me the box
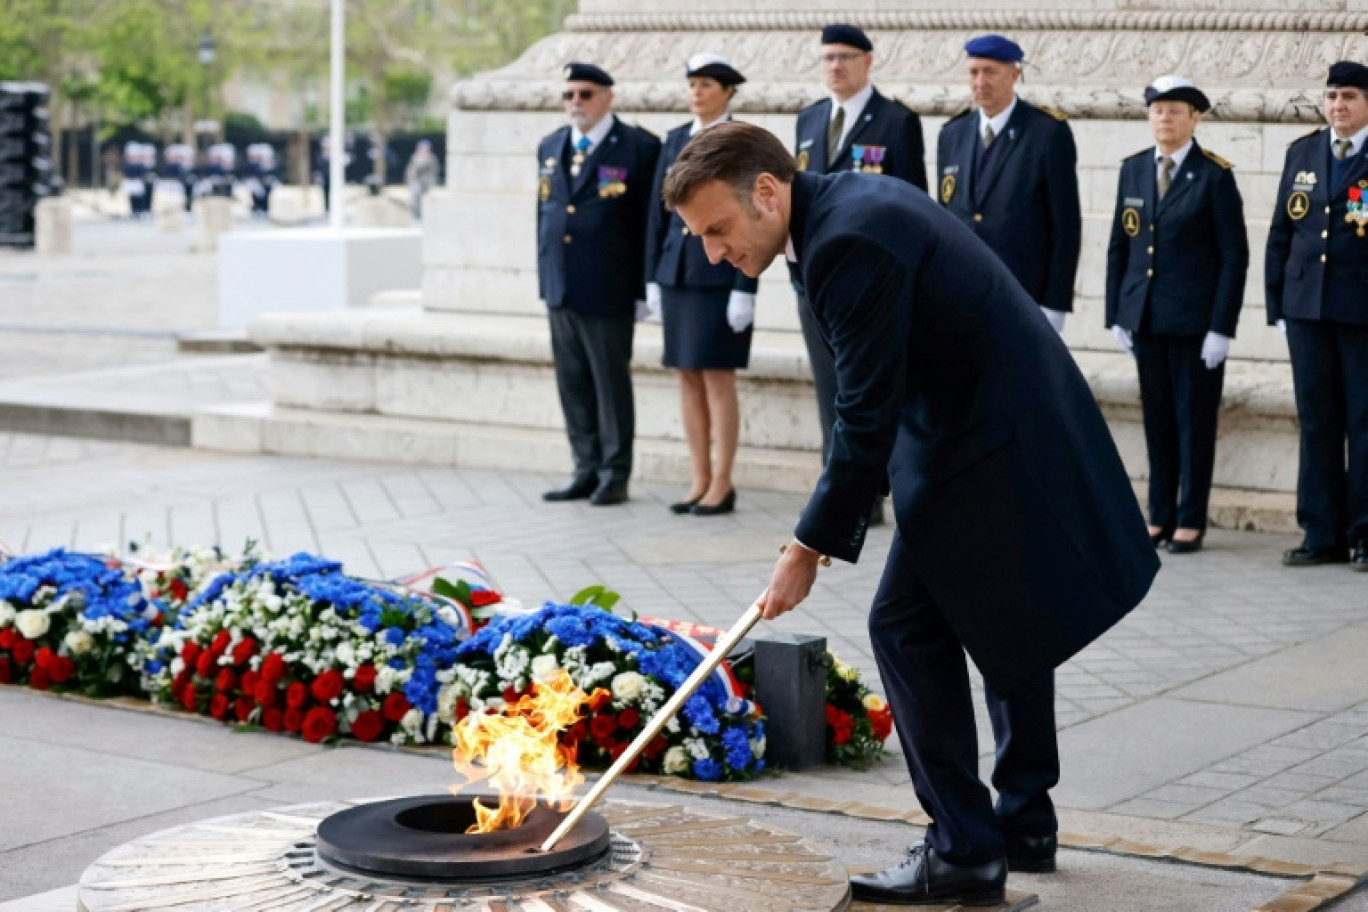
[430,576,467,605]
[569,585,604,606]
[594,591,621,611]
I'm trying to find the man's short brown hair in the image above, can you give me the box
[662,121,796,211]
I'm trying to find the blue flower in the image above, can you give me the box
[692,758,722,781]
[683,695,720,734]
[721,726,751,769]
[383,626,407,647]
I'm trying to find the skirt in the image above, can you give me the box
[661,285,754,370]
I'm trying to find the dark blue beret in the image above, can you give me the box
[1144,75,1210,113]
[821,24,873,53]
[1327,60,1368,91]
[964,34,1024,64]
[563,62,614,87]
[686,53,746,87]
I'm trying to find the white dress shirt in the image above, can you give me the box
[1155,138,1194,186]
[829,83,874,151]
[571,113,616,154]
[1331,122,1368,159]
[979,95,1019,144]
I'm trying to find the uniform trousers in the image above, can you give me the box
[547,306,635,487]
[870,533,1059,866]
[1285,318,1368,549]
[1133,331,1225,533]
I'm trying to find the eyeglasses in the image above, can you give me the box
[1324,89,1365,103]
[820,51,867,65]
[562,89,597,102]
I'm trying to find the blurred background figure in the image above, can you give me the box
[120,140,149,219]
[161,143,196,214]
[405,139,439,219]
[245,143,278,218]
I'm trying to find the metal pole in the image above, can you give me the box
[539,603,764,853]
[328,0,345,231]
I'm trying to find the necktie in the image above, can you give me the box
[983,124,996,150]
[571,135,591,177]
[827,106,845,163]
[1334,138,1351,161]
[1158,155,1174,201]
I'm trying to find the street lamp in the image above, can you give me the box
[197,31,216,147]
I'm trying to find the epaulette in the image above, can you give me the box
[1203,148,1233,169]
[1289,127,1322,147]
[1036,104,1068,122]
[945,108,974,123]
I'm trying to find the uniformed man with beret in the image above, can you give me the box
[793,22,926,523]
[1266,60,1368,571]
[1106,76,1249,555]
[537,63,661,506]
[937,35,1082,334]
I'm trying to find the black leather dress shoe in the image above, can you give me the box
[1005,833,1057,873]
[1166,533,1204,554]
[588,481,629,506]
[1282,543,1350,566]
[1352,542,1367,572]
[849,843,1005,906]
[543,477,597,502]
[669,497,701,515]
[691,489,736,516]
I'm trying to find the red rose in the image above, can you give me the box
[172,669,191,693]
[210,693,230,720]
[30,666,51,690]
[350,710,384,742]
[284,706,305,733]
[310,669,345,703]
[301,706,338,743]
[286,681,308,709]
[195,651,214,677]
[210,630,232,654]
[11,637,34,666]
[454,697,469,721]
[503,685,520,703]
[260,652,285,684]
[566,721,588,744]
[0,656,10,683]
[381,692,410,722]
[255,680,278,708]
[643,735,668,759]
[870,708,893,742]
[180,683,199,712]
[50,656,75,684]
[590,714,617,741]
[262,707,285,732]
[234,696,255,722]
[35,647,55,671]
[607,743,638,772]
[617,707,640,730]
[240,670,261,695]
[168,578,188,601]
[470,589,502,608]
[215,668,238,693]
[0,628,15,649]
[353,665,377,693]
[587,689,611,712]
[231,637,256,667]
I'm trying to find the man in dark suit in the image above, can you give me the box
[1266,60,1368,571]
[537,63,661,506]
[664,123,1158,906]
[937,34,1081,334]
[1106,75,1249,555]
[793,23,927,524]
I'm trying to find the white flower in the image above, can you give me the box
[862,693,887,713]
[684,737,709,760]
[751,736,766,759]
[530,654,560,681]
[63,630,94,655]
[662,746,690,774]
[611,671,645,703]
[0,601,15,626]
[832,657,858,682]
[15,609,50,639]
[335,642,355,666]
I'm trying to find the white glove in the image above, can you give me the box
[1277,319,1287,338]
[646,282,662,319]
[727,290,756,333]
[1201,331,1231,370]
[1040,306,1066,333]
[634,299,650,322]
[1111,325,1134,354]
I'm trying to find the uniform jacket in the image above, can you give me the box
[1266,127,1368,325]
[794,89,927,191]
[1105,140,1249,337]
[536,117,661,318]
[789,170,1158,689]
[645,123,758,292]
[936,99,1082,313]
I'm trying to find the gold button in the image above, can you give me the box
[1321,254,1327,263]
[563,234,572,244]
[1325,206,1332,214]
[1146,268,1153,278]
[1150,223,1155,232]
[681,226,690,235]
[1147,246,1154,255]
[566,205,576,214]
[973,213,983,222]
[1322,230,1328,239]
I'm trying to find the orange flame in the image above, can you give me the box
[450,671,605,833]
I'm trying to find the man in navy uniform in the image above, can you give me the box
[665,123,1157,905]
[793,23,925,522]
[937,35,1081,334]
[1105,76,1249,556]
[537,63,661,506]
[1266,60,1368,571]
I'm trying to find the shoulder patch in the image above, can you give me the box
[1203,148,1233,169]
[1036,104,1068,122]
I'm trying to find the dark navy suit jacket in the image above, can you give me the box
[645,123,757,292]
[1266,127,1368,326]
[1106,141,1249,337]
[794,89,927,191]
[789,170,1157,689]
[536,118,661,318]
[936,99,1082,313]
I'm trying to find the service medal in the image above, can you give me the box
[851,145,866,172]
[1348,186,1366,238]
[865,146,886,174]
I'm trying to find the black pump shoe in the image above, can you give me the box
[849,842,1006,906]
[1149,527,1172,548]
[669,497,702,515]
[1166,532,1204,554]
[691,490,736,516]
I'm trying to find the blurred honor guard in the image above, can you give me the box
[937,35,1082,333]
[793,22,926,522]
[245,143,278,218]
[1266,61,1368,571]
[161,143,195,214]
[120,140,148,219]
[1106,76,1249,555]
[645,53,755,517]
[537,62,661,506]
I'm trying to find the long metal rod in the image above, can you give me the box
[327,0,345,231]
[540,603,764,852]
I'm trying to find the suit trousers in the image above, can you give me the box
[547,307,636,486]
[869,533,1059,865]
[1132,332,1225,532]
[1285,318,1368,548]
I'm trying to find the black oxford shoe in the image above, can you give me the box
[1282,544,1350,566]
[543,477,597,502]
[1006,833,1057,873]
[849,842,1005,906]
[1352,542,1367,572]
[589,481,629,506]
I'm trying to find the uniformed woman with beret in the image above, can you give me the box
[644,53,756,516]
[1105,75,1249,554]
